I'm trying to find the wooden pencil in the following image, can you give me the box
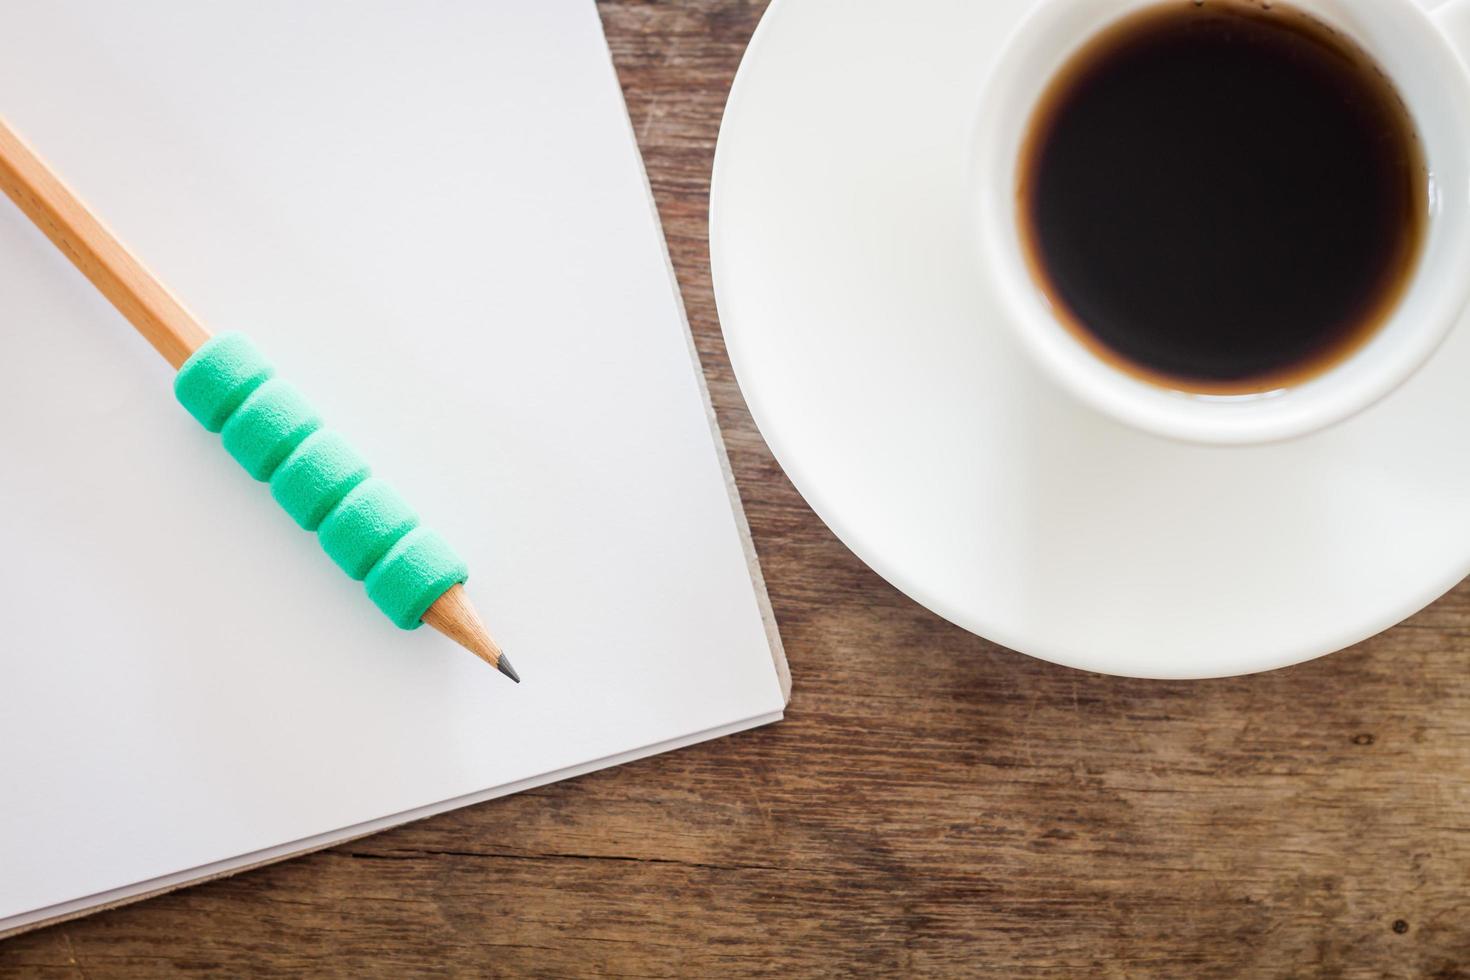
[0,115,517,682]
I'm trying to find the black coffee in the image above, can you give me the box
[1019,1,1426,393]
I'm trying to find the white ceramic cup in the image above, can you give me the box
[973,0,1470,445]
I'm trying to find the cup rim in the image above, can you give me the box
[972,0,1470,445]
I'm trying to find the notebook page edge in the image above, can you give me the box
[0,708,784,940]
[586,3,792,703]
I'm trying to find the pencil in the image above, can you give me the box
[0,115,518,683]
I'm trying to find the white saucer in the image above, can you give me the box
[710,0,1470,678]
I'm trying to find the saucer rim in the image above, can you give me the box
[708,0,1470,679]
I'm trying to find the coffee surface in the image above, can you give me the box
[1020,1,1426,392]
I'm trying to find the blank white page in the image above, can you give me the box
[0,0,786,933]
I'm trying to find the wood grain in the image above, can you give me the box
[4,1,1470,975]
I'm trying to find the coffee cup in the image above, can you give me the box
[973,0,1470,444]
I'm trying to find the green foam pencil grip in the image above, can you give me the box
[174,332,468,629]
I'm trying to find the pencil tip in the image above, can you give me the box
[497,653,521,684]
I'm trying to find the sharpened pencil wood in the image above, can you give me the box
[422,584,515,678]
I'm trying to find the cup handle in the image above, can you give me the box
[1434,0,1470,56]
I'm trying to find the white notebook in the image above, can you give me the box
[0,0,788,936]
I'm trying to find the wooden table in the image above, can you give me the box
[5,2,1470,975]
